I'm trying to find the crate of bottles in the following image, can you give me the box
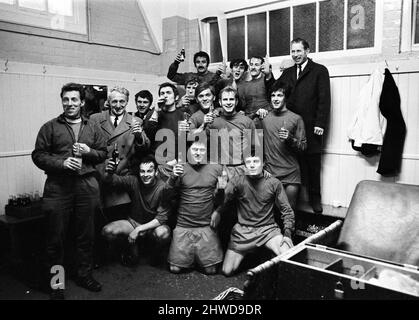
[5,193,43,219]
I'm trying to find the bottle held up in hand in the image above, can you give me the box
[279,120,287,141]
[178,112,191,133]
[180,48,186,62]
[73,143,83,170]
[174,152,185,177]
[112,142,120,168]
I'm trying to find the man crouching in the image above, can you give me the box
[102,155,172,266]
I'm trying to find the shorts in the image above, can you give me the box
[275,169,301,185]
[228,223,282,253]
[168,226,223,268]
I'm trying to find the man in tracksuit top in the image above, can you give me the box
[32,83,107,299]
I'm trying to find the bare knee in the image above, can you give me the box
[102,226,117,240]
[222,268,235,277]
[169,264,183,274]
[153,226,171,243]
[222,263,236,277]
[285,184,299,210]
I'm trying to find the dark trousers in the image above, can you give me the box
[42,175,99,280]
[299,153,322,203]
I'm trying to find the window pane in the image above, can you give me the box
[415,1,419,44]
[227,16,245,61]
[18,0,46,11]
[248,12,266,57]
[0,0,15,4]
[347,0,375,49]
[293,3,316,52]
[48,0,73,16]
[269,7,290,57]
[210,21,222,63]
[319,0,344,51]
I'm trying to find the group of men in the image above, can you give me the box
[32,37,330,300]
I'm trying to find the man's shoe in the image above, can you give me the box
[75,275,102,292]
[50,289,65,300]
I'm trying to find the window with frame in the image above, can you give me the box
[209,19,223,63]
[400,0,419,51]
[199,16,224,63]
[222,0,380,61]
[413,0,419,45]
[0,0,87,34]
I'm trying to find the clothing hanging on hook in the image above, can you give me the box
[377,68,407,176]
[347,68,386,156]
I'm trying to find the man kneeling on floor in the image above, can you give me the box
[167,140,226,275]
[102,155,172,266]
[216,153,295,276]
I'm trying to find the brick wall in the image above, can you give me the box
[161,16,201,80]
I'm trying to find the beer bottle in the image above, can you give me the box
[180,48,185,62]
[183,112,191,123]
[112,142,119,168]
[73,143,83,172]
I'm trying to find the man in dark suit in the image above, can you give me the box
[277,38,330,213]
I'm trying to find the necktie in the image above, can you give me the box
[113,115,118,128]
[297,65,302,79]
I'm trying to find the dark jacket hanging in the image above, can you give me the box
[377,68,406,176]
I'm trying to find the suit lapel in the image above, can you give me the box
[99,111,114,136]
[297,59,313,82]
[111,112,131,139]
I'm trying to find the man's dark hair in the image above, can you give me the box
[249,56,264,64]
[185,78,199,87]
[60,82,85,100]
[195,82,215,99]
[134,90,153,105]
[230,58,248,71]
[269,81,292,99]
[291,38,310,50]
[139,154,158,170]
[158,82,179,97]
[193,51,210,66]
